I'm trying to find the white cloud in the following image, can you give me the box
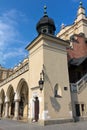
[3,48,26,60]
[0,9,28,68]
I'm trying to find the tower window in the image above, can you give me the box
[54,84,62,98]
[43,29,47,33]
[54,84,58,97]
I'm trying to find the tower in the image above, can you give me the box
[26,6,72,125]
[76,1,86,21]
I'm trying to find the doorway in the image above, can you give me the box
[34,97,39,122]
[75,104,80,117]
[75,103,85,117]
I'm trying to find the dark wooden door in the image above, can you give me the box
[75,104,80,117]
[34,97,39,122]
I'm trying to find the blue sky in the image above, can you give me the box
[0,0,87,68]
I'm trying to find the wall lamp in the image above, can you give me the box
[38,70,44,91]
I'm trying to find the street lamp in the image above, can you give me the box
[38,70,44,91]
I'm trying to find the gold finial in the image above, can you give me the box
[79,0,83,7]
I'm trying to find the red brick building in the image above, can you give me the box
[67,33,87,83]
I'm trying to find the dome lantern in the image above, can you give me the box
[36,6,56,35]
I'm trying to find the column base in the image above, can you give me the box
[4,115,9,118]
[13,116,19,120]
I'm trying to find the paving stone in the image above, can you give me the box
[0,119,87,130]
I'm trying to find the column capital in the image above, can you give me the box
[5,96,9,103]
[14,99,20,102]
[14,93,20,102]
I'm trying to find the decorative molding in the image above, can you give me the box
[31,86,39,90]
[0,63,29,87]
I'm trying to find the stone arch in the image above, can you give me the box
[0,89,5,117]
[6,85,15,117]
[16,78,28,96]
[16,78,29,119]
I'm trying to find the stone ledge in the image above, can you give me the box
[28,118,73,126]
[43,118,73,125]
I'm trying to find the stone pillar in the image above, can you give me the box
[0,98,2,117]
[14,100,19,119]
[5,102,9,118]
[4,96,9,118]
[14,93,20,120]
[0,104,2,117]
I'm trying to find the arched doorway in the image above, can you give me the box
[0,89,5,117]
[6,85,15,118]
[17,79,28,119]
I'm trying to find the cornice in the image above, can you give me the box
[26,33,69,51]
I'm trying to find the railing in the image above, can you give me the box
[70,73,87,93]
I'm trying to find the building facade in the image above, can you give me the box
[0,65,13,83]
[57,2,87,40]
[0,2,87,125]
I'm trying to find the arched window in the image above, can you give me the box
[54,83,62,98]
[54,84,58,97]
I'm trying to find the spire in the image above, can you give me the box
[77,1,86,20]
[44,5,48,17]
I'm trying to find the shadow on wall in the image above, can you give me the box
[50,96,61,112]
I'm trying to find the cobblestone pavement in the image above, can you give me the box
[0,119,87,130]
